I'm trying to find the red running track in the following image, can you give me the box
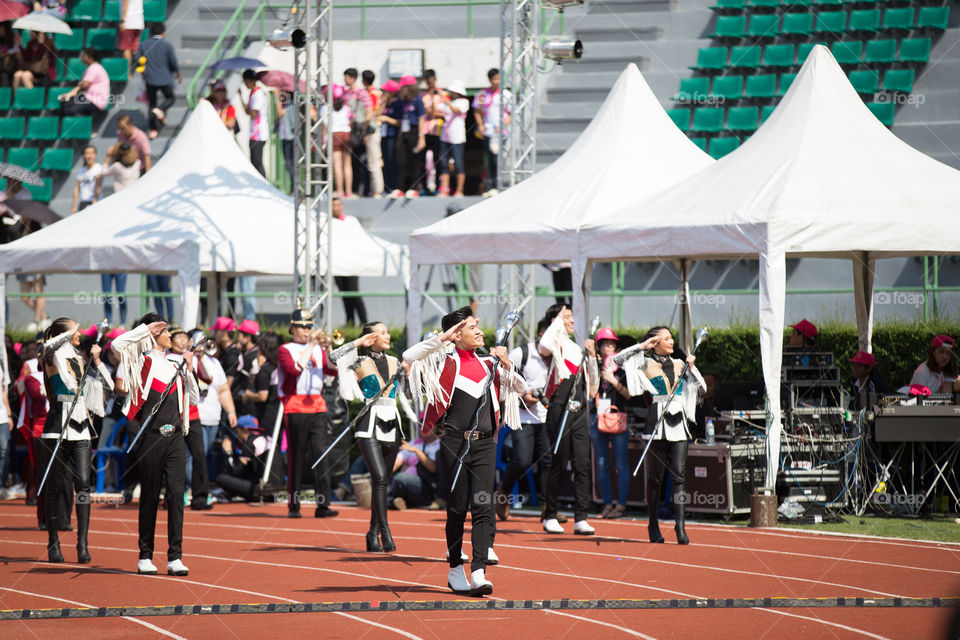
[1,501,958,639]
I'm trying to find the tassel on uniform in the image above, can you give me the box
[329,343,364,402]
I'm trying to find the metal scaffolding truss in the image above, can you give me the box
[292,0,335,332]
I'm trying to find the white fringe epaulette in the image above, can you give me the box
[111,324,155,407]
[614,344,657,398]
[82,363,115,418]
[329,342,364,402]
[541,314,572,383]
[501,367,524,431]
[52,339,89,424]
[403,335,451,408]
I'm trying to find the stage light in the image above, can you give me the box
[542,0,583,10]
[268,28,307,50]
[542,39,583,63]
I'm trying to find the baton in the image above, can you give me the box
[38,320,109,496]
[260,401,285,492]
[127,331,208,454]
[449,310,522,492]
[552,316,601,455]
[632,327,709,477]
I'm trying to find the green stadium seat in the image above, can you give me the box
[711,0,747,12]
[883,68,914,93]
[780,13,814,37]
[689,137,708,151]
[0,87,10,110]
[898,38,931,64]
[0,116,24,139]
[831,40,863,65]
[726,106,759,131]
[849,9,881,33]
[691,47,728,71]
[71,0,101,21]
[86,28,118,51]
[55,28,84,52]
[61,116,93,140]
[708,136,740,158]
[744,74,777,99]
[26,116,58,140]
[667,108,692,132]
[12,88,45,112]
[25,177,53,203]
[866,101,894,127]
[916,6,950,31]
[101,57,129,82]
[692,107,726,133]
[41,148,75,171]
[777,72,798,96]
[730,45,762,69]
[103,1,121,21]
[763,44,795,68]
[848,69,880,94]
[748,0,780,10]
[882,7,914,32]
[7,147,39,169]
[63,58,88,82]
[144,0,167,22]
[814,0,842,6]
[747,14,780,38]
[813,11,847,36]
[674,77,710,103]
[711,75,744,100]
[46,87,71,110]
[864,39,896,65]
[711,15,747,39]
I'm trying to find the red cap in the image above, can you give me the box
[80,324,97,337]
[909,383,932,397]
[237,319,260,336]
[399,75,417,87]
[848,351,875,367]
[789,318,818,340]
[932,334,954,350]
[595,327,618,343]
[107,327,126,340]
[211,317,236,332]
[381,80,400,93]
[13,342,21,356]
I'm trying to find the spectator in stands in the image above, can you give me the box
[239,69,267,176]
[332,196,367,325]
[136,23,181,140]
[320,89,355,199]
[0,24,22,88]
[437,80,468,197]
[378,80,400,196]
[419,69,446,195]
[35,1,67,18]
[473,68,509,197]
[116,114,152,173]
[70,145,101,214]
[118,0,144,65]
[59,48,109,116]
[910,335,958,394]
[392,76,425,198]
[342,68,371,196]
[388,433,439,510]
[787,318,818,348]
[96,143,141,196]
[361,70,383,198]
[274,89,296,192]
[12,31,56,93]
[206,80,236,133]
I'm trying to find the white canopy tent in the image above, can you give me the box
[405,63,714,344]
[0,101,408,332]
[577,45,960,486]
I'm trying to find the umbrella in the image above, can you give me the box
[0,1,30,22]
[210,57,265,72]
[0,163,44,187]
[257,70,305,93]
[1,198,60,225]
[13,10,73,35]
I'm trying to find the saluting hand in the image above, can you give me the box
[438,319,467,343]
[147,321,167,338]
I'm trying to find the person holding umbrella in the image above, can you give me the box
[12,30,56,94]
[205,80,236,133]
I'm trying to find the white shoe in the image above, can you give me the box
[404,189,419,198]
[574,520,596,536]
[542,518,564,534]
[469,568,493,597]
[486,547,499,566]
[137,559,158,575]
[447,565,470,594]
[26,322,38,333]
[166,559,189,576]
[445,548,470,562]
[482,188,498,198]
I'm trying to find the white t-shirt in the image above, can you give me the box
[472,87,511,137]
[122,0,144,30]
[319,104,354,133]
[101,159,141,193]
[440,98,469,144]
[76,162,102,203]
[508,341,549,424]
[910,361,954,393]
[248,87,268,141]
[198,354,228,426]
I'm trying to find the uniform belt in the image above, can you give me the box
[462,430,493,441]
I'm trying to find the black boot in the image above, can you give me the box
[371,480,394,552]
[379,524,396,553]
[76,500,91,563]
[674,488,689,545]
[46,516,63,563]
[366,529,383,553]
[645,483,664,544]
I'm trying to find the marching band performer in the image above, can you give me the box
[330,321,415,553]
[38,318,113,563]
[112,314,200,575]
[403,306,525,597]
[615,327,706,545]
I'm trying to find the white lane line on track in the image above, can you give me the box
[333,612,427,640]
[755,608,893,640]
[0,586,188,640]
[541,610,658,639]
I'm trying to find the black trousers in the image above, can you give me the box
[395,129,422,192]
[147,83,175,131]
[418,134,441,188]
[184,419,209,504]
[645,439,688,516]
[215,472,258,501]
[250,140,266,176]
[37,437,90,528]
[334,275,367,326]
[440,431,495,573]
[282,139,295,192]
[544,382,591,522]
[60,96,100,117]
[135,428,185,561]
[500,422,551,503]
[358,436,399,533]
[285,412,331,511]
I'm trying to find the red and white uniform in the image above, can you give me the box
[277,341,337,414]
